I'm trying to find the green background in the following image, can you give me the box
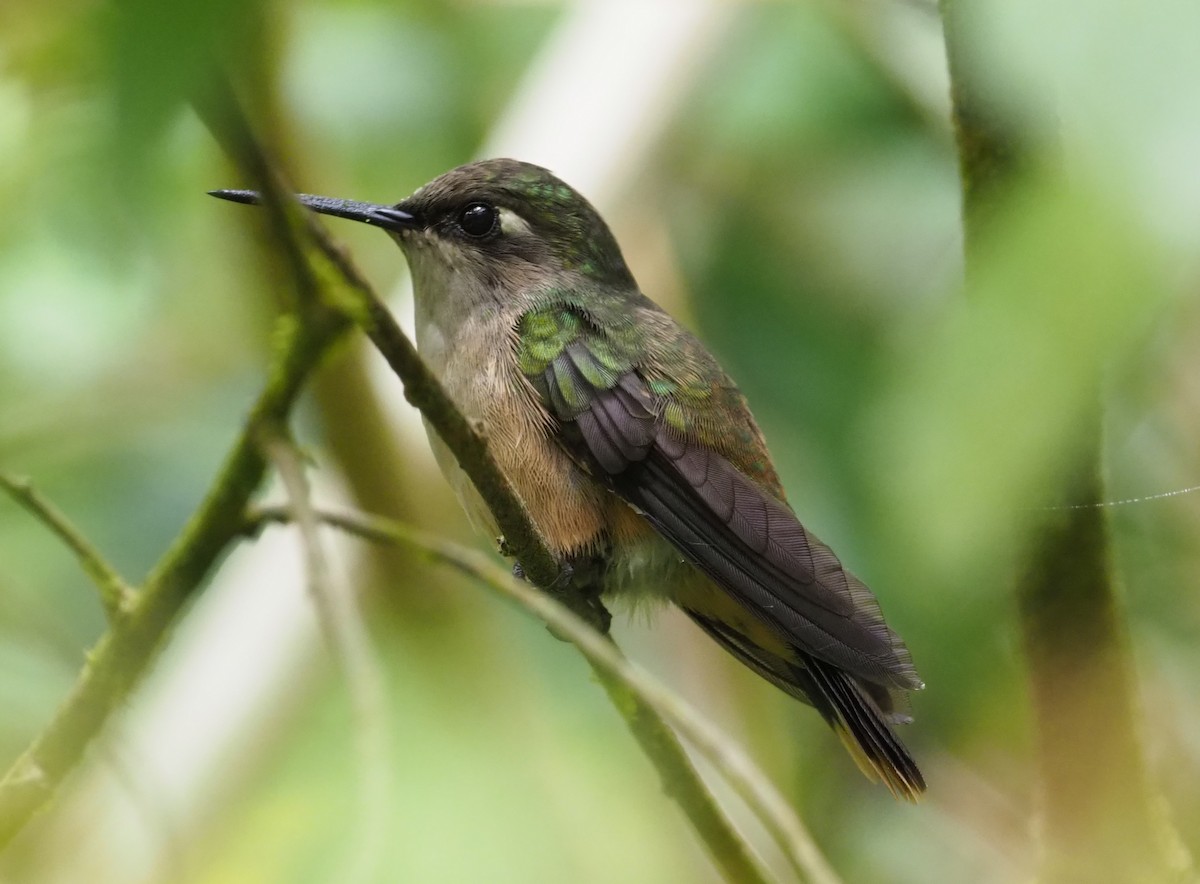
[1,1,1197,881]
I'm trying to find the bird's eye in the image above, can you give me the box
[458,202,498,238]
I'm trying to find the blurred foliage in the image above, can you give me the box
[1,1,1198,882]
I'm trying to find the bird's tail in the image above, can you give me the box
[686,610,925,800]
[804,656,925,801]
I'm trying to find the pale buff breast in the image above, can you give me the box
[419,309,617,559]
[416,302,697,606]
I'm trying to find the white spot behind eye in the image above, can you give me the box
[498,208,533,237]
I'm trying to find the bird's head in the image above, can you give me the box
[211,159,635,298]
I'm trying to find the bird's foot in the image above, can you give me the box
[511,557,610,636]
[511,559,574,588]
[551,559,612,637]
[548,561,575,591]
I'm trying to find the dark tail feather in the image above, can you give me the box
[804,657,925,801]
[687,611,924,800]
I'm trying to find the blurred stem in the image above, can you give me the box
[1016,419,1186,880]
[939,0,1027,254]
[262,430,393,884]
[310,342,432,613]
[939,3,1188,879]
[244,60,433,623]
[248,504,839,884]
[586,661,828,884]
[0,474,134,621]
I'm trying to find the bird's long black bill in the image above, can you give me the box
[208,189,418,233]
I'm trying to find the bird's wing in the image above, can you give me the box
[515,299,921,694]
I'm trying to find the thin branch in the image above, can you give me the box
[261,432,393,884]
[0,473,134,621]
[355,291,568,590]
[248,504,841,884]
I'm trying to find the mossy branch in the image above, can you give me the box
[0,302,346,850]
[0,80,355,853]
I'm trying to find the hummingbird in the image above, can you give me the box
[211,159,925,800]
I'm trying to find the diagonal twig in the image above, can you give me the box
[247,504,842,884]
[261,431,394,884]
[0,473,135,622]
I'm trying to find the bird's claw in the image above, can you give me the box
[510,560,573,590]
[548,561,575,592]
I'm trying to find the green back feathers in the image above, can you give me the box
[515,294,783,497]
